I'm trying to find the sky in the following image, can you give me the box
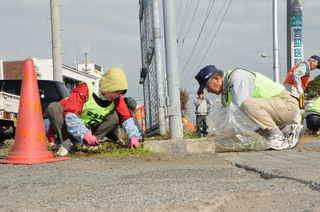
[1,0,319,123]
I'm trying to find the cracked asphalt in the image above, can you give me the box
[1,140,320,212]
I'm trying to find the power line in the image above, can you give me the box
[177,0,200,70]
[181,0,233,88]
[177,0,192,40]
[175,0,183,25]
[196,0,233,71]
[179,0,215,79]
[182,0,200,41]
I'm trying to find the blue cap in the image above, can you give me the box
[195,65,218,94]
[310,55,320,69]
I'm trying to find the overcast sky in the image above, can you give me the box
[1,0,319,120]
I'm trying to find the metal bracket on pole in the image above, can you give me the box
[167,105,177,117]
[159,97,166,107]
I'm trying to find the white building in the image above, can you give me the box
[0,58,103,92]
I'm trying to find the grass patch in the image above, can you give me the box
[142,127,199,141]
[97,146,151,158]
[65,142,152,159]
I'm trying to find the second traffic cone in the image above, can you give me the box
[0,57,69,165]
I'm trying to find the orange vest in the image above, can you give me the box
[283,62,310,90]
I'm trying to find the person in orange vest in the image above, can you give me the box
[283,55,320,124]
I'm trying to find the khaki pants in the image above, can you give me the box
[284,83,301,124]
[240,91,298,131]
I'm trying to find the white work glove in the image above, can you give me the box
[297,85,303,96]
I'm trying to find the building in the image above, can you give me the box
[0,58,102,92]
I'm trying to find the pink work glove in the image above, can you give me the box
[84,132,99,146]
[130,137,141,148]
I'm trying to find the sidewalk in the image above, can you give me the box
[144,138,320,190]
[1,139,320,211]
[223,141,320,186]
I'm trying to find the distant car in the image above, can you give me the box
[0,79,70,140]
[0,79,70,117]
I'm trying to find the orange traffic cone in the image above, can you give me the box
[0,57,70,164]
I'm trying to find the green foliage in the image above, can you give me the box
[180,88,189,111]
[305,75,320,100]
[58,142,151,159]
[180,88,190,119]
[145,132,171,140]
[182,128,199,139]
[144,128,198,140]
[35,65,42,79]
[96,143,151,158]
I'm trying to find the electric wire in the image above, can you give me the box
[178,0,200,70]
[196,0,233,71]
[181,0,225,85]
[179,0,215,79]
[181,0,233,89]
[182,0,200,42]
[176,0,183,25]
[177,0,192,41]
[183,0,230,84]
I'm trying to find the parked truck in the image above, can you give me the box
[0,79,70,143]
[0,91,20,141]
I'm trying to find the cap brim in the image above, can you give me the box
[197,82,207,94]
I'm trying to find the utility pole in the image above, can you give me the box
[50,0,63,82]
[287,0,303,108]
[153,0,167,135]
[287,0,303,71]
[273,0,280,83]
[162,0,182,139]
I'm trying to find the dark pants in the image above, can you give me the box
[46,102,119,146]
[306,114,320,132]
[196,115,208,137]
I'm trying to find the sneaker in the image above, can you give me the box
[268,134,290,150]
[284,125,305,148]
[55,146,68,156]
[47,142,55,148]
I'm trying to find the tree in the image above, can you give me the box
[35,65,42,79]
[180,88,189,118]
[305,75,320,100]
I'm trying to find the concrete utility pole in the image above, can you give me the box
[162,0,182,139]
[287,0,303,71]
[273,0,281,83]
[153,0,167,135]
[50,0,63,82]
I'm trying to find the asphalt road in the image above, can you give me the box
[1,140,320,212]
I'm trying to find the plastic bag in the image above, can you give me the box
[206,106,271,152]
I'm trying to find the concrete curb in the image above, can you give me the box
[144,138,215,153]
[144,138,320,154]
